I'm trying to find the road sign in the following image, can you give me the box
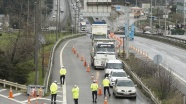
[116,5,121,11]
[153,54,163,64]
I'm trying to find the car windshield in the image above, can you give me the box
[112,72,127,77]
[106,63,123,69]
[117,80,134,87]
[96,44,115,52]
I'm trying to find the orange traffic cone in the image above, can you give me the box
[38,87,43,97]
[74,48,76,54]
[91,72,94,80]
[80,54,84,61]
[8,87,14,98]
[72,46,75,53]
[104,97,108,104]
[77,52,79,58]
[84,60,87,66]
[86,64,90,72]
[28,96,31,104]
[98,85,102,96]
[33,87,37,98]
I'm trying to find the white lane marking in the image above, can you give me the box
[0,89,7,92]
[0,94,23,104]
[173,56,180,60]
[60,36,85,104]
[60,39,75,104]
[13,93,22,97]
[21,97,63,103]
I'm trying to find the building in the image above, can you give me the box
[130,7,144,18]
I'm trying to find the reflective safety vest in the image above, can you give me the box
[72,87,79,99]
[50,83,58,94]
[102,78,110,87]
[60,68,66,75]
[90,83,98,91]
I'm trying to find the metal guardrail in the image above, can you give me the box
[0,79,27,92]
[123,61,161,104]
[43,34,86,93]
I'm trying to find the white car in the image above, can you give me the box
[113,78,137,98]
[109,70,129,87]
[104,59,125,77]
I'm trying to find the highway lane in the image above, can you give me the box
[126,36,186,94]
[58,34,153,104]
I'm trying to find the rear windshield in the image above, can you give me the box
[112,72,127,77]
[106,63,124,69]
[117,80,134,87]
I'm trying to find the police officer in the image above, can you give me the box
[90,80,98,103]
[50,81,58,104]
[59,66,66,85]
[72,85,79,104]
[102,77,111,97]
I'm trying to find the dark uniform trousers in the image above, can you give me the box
[104,86,111,96]
[51,94,57,104]
[60,75,65,85]
[92,91,97,101]
[74,99,78,104]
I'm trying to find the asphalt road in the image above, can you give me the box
[50,34,153,104]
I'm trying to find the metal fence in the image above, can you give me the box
[0,79,27,92]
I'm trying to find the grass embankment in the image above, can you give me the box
[27,32,72,85]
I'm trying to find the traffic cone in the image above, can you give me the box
[8,87,14,98]
[98,85,102,96]
[74,48,76,54]
[38,87,43,97]
[72,46,74,53]
[77,52,79,58]
[86,64,90,72]
[84,59,87,66]
[91,72,94,80]
[33,87,37,98]
[104,97,108,104]
[27,96,31,104]
[80,54,84,61]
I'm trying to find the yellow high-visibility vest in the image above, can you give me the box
[50,83,58,94]
[60,68,66,75]
[90,83,98,91]
[102,79,110,87]
[72,87,79,99]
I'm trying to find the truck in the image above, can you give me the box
[80,22,86,31]
[90,39,117,69]
[90,21,108,41]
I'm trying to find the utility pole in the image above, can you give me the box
[164,0,167,36]
[150,0,152,34]
[56,0,59,41]
[34,0,41,85]
[124,2,130,59]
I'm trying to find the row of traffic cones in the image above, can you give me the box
[72,46,108,104]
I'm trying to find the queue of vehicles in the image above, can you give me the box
[89,19,137,98]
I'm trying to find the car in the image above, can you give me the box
[113,78,137,98]
[108,70,129,87]
[104,59,125,77]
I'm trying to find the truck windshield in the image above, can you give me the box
[93,35,107,39]
[96,44,115,52]
[106,63,124,69]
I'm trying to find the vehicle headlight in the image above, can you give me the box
[132,90,136,92]
[111,79,115,82]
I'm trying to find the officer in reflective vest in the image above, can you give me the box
[59,66,67,85]
[90,80,98,103]
[50,81,58,104]
[102,77,111,97]
[72,85,79,104]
